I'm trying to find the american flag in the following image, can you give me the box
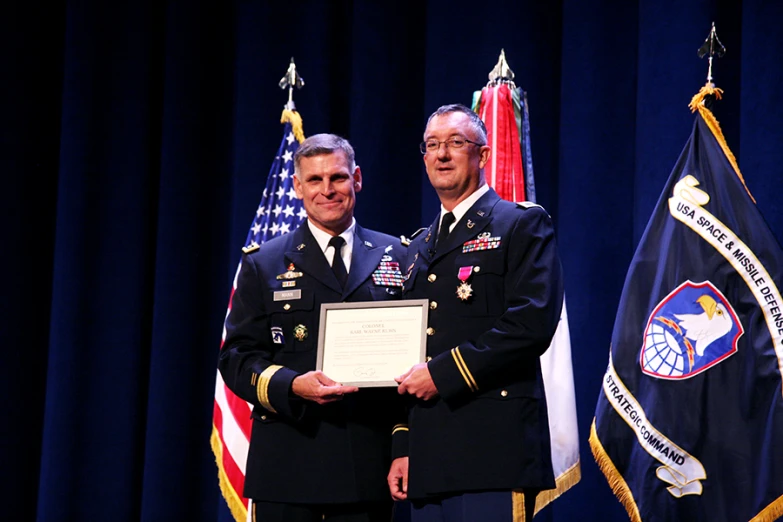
[211,109,306,522]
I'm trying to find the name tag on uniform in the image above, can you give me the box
[274,289,302,301]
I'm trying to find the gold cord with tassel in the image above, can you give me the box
[280,109,305,144]
[688,83,755,202]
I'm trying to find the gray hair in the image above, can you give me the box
[293,133,356,176]
[424,104,488,145]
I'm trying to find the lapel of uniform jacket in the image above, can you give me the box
[343,224,386,299]
[431,188,502,264]
[284,223,343,294]
[416,215,438,265]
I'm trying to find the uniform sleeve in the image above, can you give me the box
[428,207,564,401]
[217,254,304,421]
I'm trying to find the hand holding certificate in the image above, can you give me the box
[316,300,429,387]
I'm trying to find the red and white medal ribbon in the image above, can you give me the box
[456,266,474,301]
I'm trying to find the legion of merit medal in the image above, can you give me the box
[456,266,474,301]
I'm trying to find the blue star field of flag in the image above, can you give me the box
[244,122,307,248]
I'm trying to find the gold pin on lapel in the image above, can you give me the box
[296,243,306,251]
[467,220,475,229]
[476,210,486,217]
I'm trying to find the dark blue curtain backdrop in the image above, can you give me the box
[3,1,782,521]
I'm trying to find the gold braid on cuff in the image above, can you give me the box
[451,347,478,392]
[256,365,283,413]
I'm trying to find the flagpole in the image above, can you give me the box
[475,50,582,515]
[487,48,516,89]
[697,22,726,87]
[279,57,305,111]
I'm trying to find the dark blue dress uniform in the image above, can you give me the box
[394,188,564,500]
[219,222,406,504]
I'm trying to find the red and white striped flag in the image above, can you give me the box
[211,109,306,522]
[474,83,581,516]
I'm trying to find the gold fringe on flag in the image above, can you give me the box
[211,425,249,522]
[281,109,305,144]
[511,461,582,521]
[750,496,783,522]
[588,419,642,522]
[535,461,582,510]
[688,83,755,203]
[750,493,783,522]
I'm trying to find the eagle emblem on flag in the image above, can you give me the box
[640,280,743,379]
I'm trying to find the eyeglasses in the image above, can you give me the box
[419,137,484,154]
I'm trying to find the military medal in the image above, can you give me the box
[276,263,303,280]
[293,324,308,341]
[456,266,474,301]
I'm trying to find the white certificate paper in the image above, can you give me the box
[316,300,428,387]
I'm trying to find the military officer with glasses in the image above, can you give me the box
[219,134,407,522]
[388,104,564,522]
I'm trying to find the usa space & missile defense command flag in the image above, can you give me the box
[590,86,783,522]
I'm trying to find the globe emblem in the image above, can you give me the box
[641,321,686,377]
[640,281,743,379]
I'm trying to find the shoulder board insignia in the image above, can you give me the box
[516,201,542,209]
[516,201,550,217]
[242,244,260,254]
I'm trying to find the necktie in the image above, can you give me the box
[328,235,348,288]
[436,212,455,251]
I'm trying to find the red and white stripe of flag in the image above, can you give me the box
[212,262,253,522]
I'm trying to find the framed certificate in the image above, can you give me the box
[316,299,429,387]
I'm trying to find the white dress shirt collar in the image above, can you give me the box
[439,183,491,233]
[307,218,356,271]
